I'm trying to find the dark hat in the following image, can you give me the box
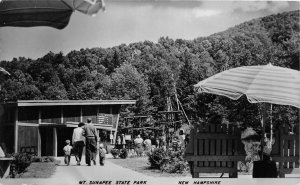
[87,118,92,123]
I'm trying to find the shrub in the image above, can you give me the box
[119,149,128,159]
[148,147,189,173]
[148,148,167,169]
[10,152,33,177]
[160,149,189,173]
[110,149,119,158]
[161,159,188,173]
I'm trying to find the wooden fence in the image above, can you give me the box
[184,124,245,178]
[271,124,299,177]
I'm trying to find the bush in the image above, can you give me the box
[148,148,167,169]
[148,147,189,173]
[160,149,189,173]
[119,149,128,159]
[110,149,119,158]
[10,153,33,177]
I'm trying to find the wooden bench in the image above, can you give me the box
[184,124,246,178]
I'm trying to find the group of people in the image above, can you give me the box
[63,118,106,166]
[130,131,190,155]
[131,134,168,156]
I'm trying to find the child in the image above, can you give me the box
[63,140,72,166]
[98,143,106,166]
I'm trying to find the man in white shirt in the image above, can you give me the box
[110,133,114,144]
[134,135,144,157]
[72,122,85,165]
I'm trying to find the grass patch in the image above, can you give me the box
[108,157,191,177]
[16,162,57,178]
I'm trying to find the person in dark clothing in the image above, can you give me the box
[72,122,85,165]
[82,118,99,166]
[184,134,190,146]
[150,135,156,147]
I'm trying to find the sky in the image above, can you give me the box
[0,0,299,61]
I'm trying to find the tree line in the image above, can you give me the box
[0,10,299,131]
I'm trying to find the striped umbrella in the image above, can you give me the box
[194,63,300,109]
[194,63,300,159]
[0,0,105,29]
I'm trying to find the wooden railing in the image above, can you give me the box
[271,124,299,177]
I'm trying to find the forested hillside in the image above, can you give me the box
[0,10,299,130]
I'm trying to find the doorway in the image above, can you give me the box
[40,127,54,156]
[56,127,74,156]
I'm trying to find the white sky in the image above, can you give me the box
[0,1,299,61]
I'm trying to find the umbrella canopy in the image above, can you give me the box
[63,0,105,16]
[194,63,300,109]
[0,0,105,29]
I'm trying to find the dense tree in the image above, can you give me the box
[0,10,299,128]
[110,62,150,113]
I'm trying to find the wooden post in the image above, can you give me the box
[37,128,41,156]
[270,104,273,148]
[80,106,83,122]
[37,108,41,156]
[14,108,18,153]
[53,128,57,157]
[97,106,99,124]
[279,127,285,178]
[192,127,199,178]
[114,112,120,145]
[297,122,300,169]
[60,106,63,124]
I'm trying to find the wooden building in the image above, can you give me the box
[0,100,135,156]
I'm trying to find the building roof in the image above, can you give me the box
[3,100,136,107]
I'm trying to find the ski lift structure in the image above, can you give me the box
[156,96,191,147]
[120,115,158,137]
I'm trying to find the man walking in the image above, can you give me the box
[72,122,85,165]
[82,118,99,166]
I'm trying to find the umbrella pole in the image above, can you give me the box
[260,103,267,161]
[270,104,273,148]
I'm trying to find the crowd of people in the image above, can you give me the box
[63,119,190,165]
[113,130,190,157]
